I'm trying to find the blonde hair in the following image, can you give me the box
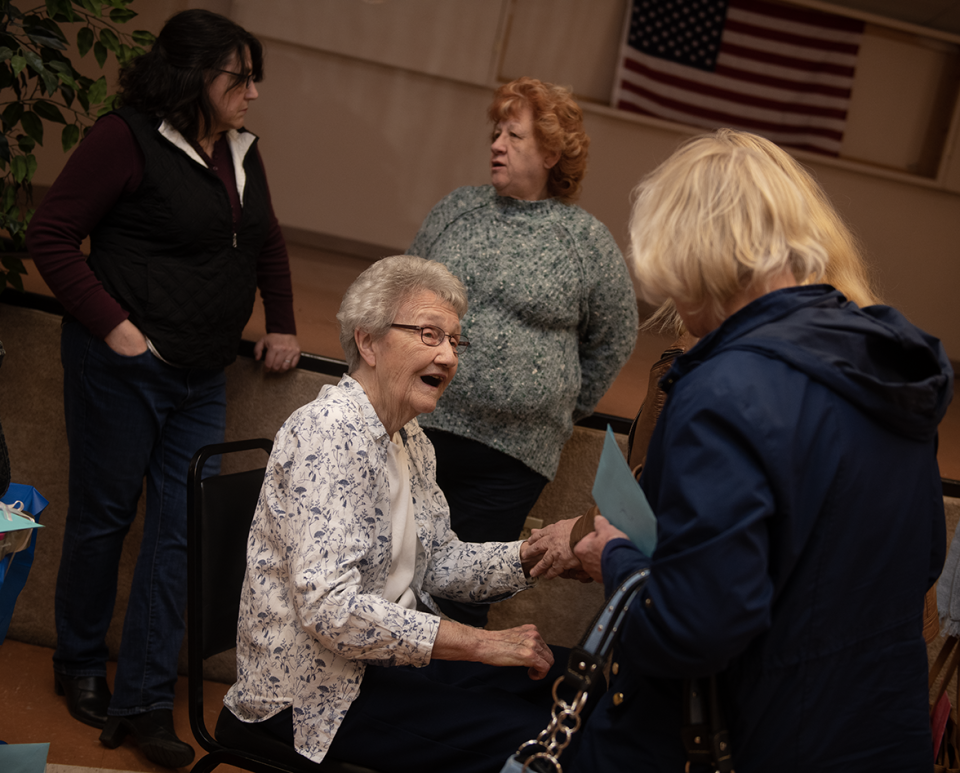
[629,134,829,324]
[641,130,880,337]
[488,76,589,203]
[714,129,879,307]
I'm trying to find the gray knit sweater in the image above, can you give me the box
[409,185,638,480]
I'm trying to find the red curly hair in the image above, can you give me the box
[488,77,589,204]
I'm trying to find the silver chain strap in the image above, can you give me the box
[513,677,590,773]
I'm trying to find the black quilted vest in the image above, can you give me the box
[88,106,271,368]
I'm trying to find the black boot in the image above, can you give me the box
[100,708,195,769]
[54,673,111,729]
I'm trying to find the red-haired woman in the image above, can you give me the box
[409,77,638,626]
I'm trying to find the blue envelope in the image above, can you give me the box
[591,426,658,556]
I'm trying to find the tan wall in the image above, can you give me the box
[26,0,960,358]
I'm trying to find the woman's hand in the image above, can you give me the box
[254,333,301,373]
[432,620,554,680]
[104,319,148,356]
[573,515,628,584]
[523,518,592,582]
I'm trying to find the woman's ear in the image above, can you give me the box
[543,149,561,170]
[355,328,378,368]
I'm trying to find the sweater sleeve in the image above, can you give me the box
[25,114,142,338]
[253,146,296,335]
[573,218,638,421]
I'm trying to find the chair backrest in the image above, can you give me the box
[187,438,273,753]
[185,439,381,773]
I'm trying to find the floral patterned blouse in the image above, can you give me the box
[223,375,534,764]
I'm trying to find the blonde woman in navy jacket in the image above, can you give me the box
[570,133,952,772]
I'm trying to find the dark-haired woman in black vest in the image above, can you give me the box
[27,10,299,768]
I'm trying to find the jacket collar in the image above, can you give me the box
[158,120,258,201]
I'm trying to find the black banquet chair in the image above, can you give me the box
[186,438,380,773]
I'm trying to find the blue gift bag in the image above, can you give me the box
[0,484,49,645]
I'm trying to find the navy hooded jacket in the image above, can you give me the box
[571,285,953,773]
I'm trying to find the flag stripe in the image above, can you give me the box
[618,74,846,136]
[622,56,851,117]
[718,53,855,93]
[722,40,856,76]
[734,0,865,34]
[615,97,844,155]
[611,0,864,156]
[724,19,859,56]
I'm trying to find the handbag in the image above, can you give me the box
[932,634,960,772]
[500,568,650,773]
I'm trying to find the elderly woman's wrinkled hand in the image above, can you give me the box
[573,515,628,584]
[523,518,592,582]
[477,624,556,680]
[433,620,554,680]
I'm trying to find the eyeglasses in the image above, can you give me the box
[215,69,255,88]
[391,324,469,356]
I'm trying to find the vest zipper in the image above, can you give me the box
[232,232,237,248]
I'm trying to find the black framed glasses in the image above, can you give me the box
[391,324,469,356]
[215,69,255,88]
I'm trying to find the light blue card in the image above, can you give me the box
[591,425,657,556]
[0,509,43,533]
[0,742,51,773]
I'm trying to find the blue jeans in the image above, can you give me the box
[53,319,226,715]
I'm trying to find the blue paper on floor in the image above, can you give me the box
[0,742,50,773]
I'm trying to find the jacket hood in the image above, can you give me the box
[666,286,954,441]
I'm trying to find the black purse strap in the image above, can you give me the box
[681,675,735,772]
[564,568,650,692]
[510,568,650,772]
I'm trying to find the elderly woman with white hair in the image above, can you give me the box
[223,255,595,773]
[563,134,952,772]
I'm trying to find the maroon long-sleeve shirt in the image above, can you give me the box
[26,114,296,339]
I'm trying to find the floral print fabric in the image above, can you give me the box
[224,375,533,763]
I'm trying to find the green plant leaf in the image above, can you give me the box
[2,182,16,211]
[0,46,14,61]
[93,40,106,67]
[2,265,26,292]
[0,135,9,164]
[25,25,66,51]
[76,88,89,111]
[40,67,59,95]
[2,102,24,130]
[20,111,43,145]
[10,154,27,183]
[99,28,120,54]
[132,30,155,47]
[10,54,26,76]
[61,122,79,151]
[108,7,135,23]
[0,64,12,89]
[17,134,36,152]
[47,60,76,90]
[76,26,94,57]
[80,0,101,18]
[2,254,27,275]
[33,99,66,123]
[87,74,106,105]
[49,0,76,21]
[59,82,75,107]
[22,49,44,74]
[25,153,37,180]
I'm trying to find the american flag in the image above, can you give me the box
[611,0,865,155]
